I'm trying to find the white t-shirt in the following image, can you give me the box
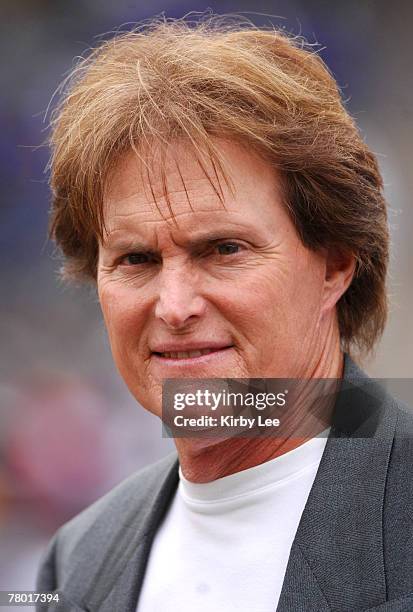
[137,436,327,612]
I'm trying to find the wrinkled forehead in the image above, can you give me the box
[101,139,281,237]
[102,142,229,227]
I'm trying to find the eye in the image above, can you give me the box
[121,252,154,265]
[216,242,242,255]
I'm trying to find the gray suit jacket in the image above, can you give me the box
[37,357,413,611]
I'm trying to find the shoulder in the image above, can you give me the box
[386,395,413,488]
[38,451,178,590]
[383,399,413,595]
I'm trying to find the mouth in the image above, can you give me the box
[151,345,233,363]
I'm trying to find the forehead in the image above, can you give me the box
[101,140,285,243]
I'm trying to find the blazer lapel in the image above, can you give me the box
[277,357,397,611]
[66,454,179,612]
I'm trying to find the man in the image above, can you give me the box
[37,16,413,611]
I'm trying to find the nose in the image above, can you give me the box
[154,264,207,329]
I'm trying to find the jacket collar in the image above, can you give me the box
[87,457,179,612]
[62,453,179,612]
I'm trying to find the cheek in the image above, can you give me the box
[215,252,325,347]
[98,282,148,354]
[284,273,325,341]
[233,259,323,322]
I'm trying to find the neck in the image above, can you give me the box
[176,332,344,483]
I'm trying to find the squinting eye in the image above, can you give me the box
[122,253,152,265]
[216,242,241,255]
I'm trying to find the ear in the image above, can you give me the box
[321,249,356,314]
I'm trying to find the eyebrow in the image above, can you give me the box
[101,237,153,252]
[102,226,262,252]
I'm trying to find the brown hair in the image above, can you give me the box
[48,15,389,353]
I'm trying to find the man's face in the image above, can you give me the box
[97,141,331,417]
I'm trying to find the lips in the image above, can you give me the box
[157,348,219,359]
[151,344,233,360]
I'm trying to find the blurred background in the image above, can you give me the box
[1,0,412,603]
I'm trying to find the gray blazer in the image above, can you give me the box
[37,357,413,611]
